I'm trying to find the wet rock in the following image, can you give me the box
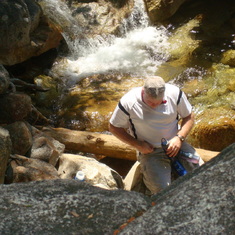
[0,92,32,124]
[4,121,33,156]
[119,143,235,234]
[0,65,10,94]
[0,128,12,184]
[144,0,187,23]
[0,179,151,234]
[221,49,235,67]
[62,0,134,37]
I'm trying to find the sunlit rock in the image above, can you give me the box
[58,153,124,189]
[189,107,235,151]
[61,0,134,37]
[30,133,65,166]
[144,0,187,22]
[221,49,235,67]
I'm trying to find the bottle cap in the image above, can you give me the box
[75,171,85,181]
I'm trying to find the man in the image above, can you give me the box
[109,76,204,195]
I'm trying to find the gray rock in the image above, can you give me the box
[58,153,124,190]
[30,133,65,166]
[0,180,151,234]
[120,143,235,235]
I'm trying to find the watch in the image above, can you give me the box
[177,134,185,142]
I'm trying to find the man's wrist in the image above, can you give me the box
[176,134,185,142]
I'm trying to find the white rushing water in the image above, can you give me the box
[40,0,170,83]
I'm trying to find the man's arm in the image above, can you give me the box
[178,112,195,139]
[109,123,154,154]
[166,112,195,157]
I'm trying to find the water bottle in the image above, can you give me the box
[74,171,85,181]
[178,150,200,164]
[161,138,187,176]
[171,158,188,176]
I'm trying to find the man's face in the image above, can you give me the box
[142,89,163,108]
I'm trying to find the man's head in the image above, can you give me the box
[143,76,165,99]
[142,76,166,108]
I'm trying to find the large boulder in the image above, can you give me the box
[0,144,234,234]
[0,0,62,65]
[0,179,151,234]
[58,153,124,190]
[119,143,235,234]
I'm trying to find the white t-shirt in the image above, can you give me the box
[109,84,192,147]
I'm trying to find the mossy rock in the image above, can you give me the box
[220,49,235,67]
[189,107,235,151]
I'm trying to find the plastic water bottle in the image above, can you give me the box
[75,171,85,181]
[161,138,187,176]
[171,158,188,176]
[179,150,200,164]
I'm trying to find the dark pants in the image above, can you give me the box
[138,142,203,195]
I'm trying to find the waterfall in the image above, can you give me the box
[39,0,170,84]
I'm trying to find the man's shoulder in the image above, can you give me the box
[165,83,181,98]
[120,87,141,108]
[165,83,179,91]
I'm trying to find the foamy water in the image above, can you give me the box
[40,0,170,83]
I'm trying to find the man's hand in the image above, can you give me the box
[166,136,182,157]
[135,140,154,154]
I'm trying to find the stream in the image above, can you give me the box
[35,0,235,151]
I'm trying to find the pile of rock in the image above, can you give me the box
[0,65,123,190]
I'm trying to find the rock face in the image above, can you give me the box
[119,143,235,234]
[0,143,234,234]
[0,180,151,234]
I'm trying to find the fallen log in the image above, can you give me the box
[42,127,137,161]
[41,127,219,162]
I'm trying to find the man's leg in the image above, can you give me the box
[139,149,171,195]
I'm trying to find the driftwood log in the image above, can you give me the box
[41,127,219,162]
